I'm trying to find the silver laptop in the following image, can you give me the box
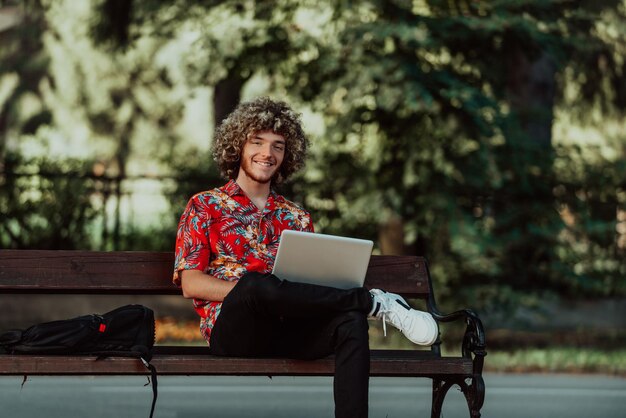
[271,230,374,289]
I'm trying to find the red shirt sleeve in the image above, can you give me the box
[173,196,211,286]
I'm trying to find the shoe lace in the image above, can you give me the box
[377,302,411,338]
[380,311,389,337]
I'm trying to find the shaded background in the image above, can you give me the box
[1,0,625,373]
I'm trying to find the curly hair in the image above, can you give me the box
[212,97,309,184]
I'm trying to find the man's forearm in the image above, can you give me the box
[180,269,237,301]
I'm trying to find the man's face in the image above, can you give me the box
[238,130,286,185]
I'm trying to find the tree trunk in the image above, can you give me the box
[496,47,558,289]
[213,75,246,126]
[378,211,407,255]
[506,50,556,148]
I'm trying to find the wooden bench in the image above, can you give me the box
[0,250,486,417]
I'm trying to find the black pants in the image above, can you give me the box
[209,272,373,418]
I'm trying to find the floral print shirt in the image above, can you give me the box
[173,179,314,345]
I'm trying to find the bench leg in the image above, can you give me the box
[431,375,485,418]
[461,375,485,418]
[431,378,455,418]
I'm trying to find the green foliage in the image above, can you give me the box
[553,145,626,296]
[112,221,179,252]
[0,0,50,151]
[0,153,98,249]
[1,0,188,251]
[278,0,626,312]
[164,149,223,224]
[484,348,626,375]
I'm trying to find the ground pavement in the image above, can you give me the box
[1,373,625,417]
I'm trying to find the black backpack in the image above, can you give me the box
[0,304,158,418]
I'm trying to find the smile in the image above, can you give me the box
[254,160,274,167]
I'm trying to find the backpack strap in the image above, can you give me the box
[140,357,158,418]
[94,348,157,418]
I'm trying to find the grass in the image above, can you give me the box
[483,348,626,376]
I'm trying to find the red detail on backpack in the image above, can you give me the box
[99,324,107,333]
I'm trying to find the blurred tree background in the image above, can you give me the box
[1,0,625,350]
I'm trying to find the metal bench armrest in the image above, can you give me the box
[430,307,486,375]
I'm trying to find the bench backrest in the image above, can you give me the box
[0,251,432,298]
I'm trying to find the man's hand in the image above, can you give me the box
[180,270,237,301]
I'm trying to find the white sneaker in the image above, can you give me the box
[369,289,438,346]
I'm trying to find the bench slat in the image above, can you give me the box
[0,251,430,297]
[0,349,471,377]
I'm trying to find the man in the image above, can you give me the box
[173,97,438,418]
